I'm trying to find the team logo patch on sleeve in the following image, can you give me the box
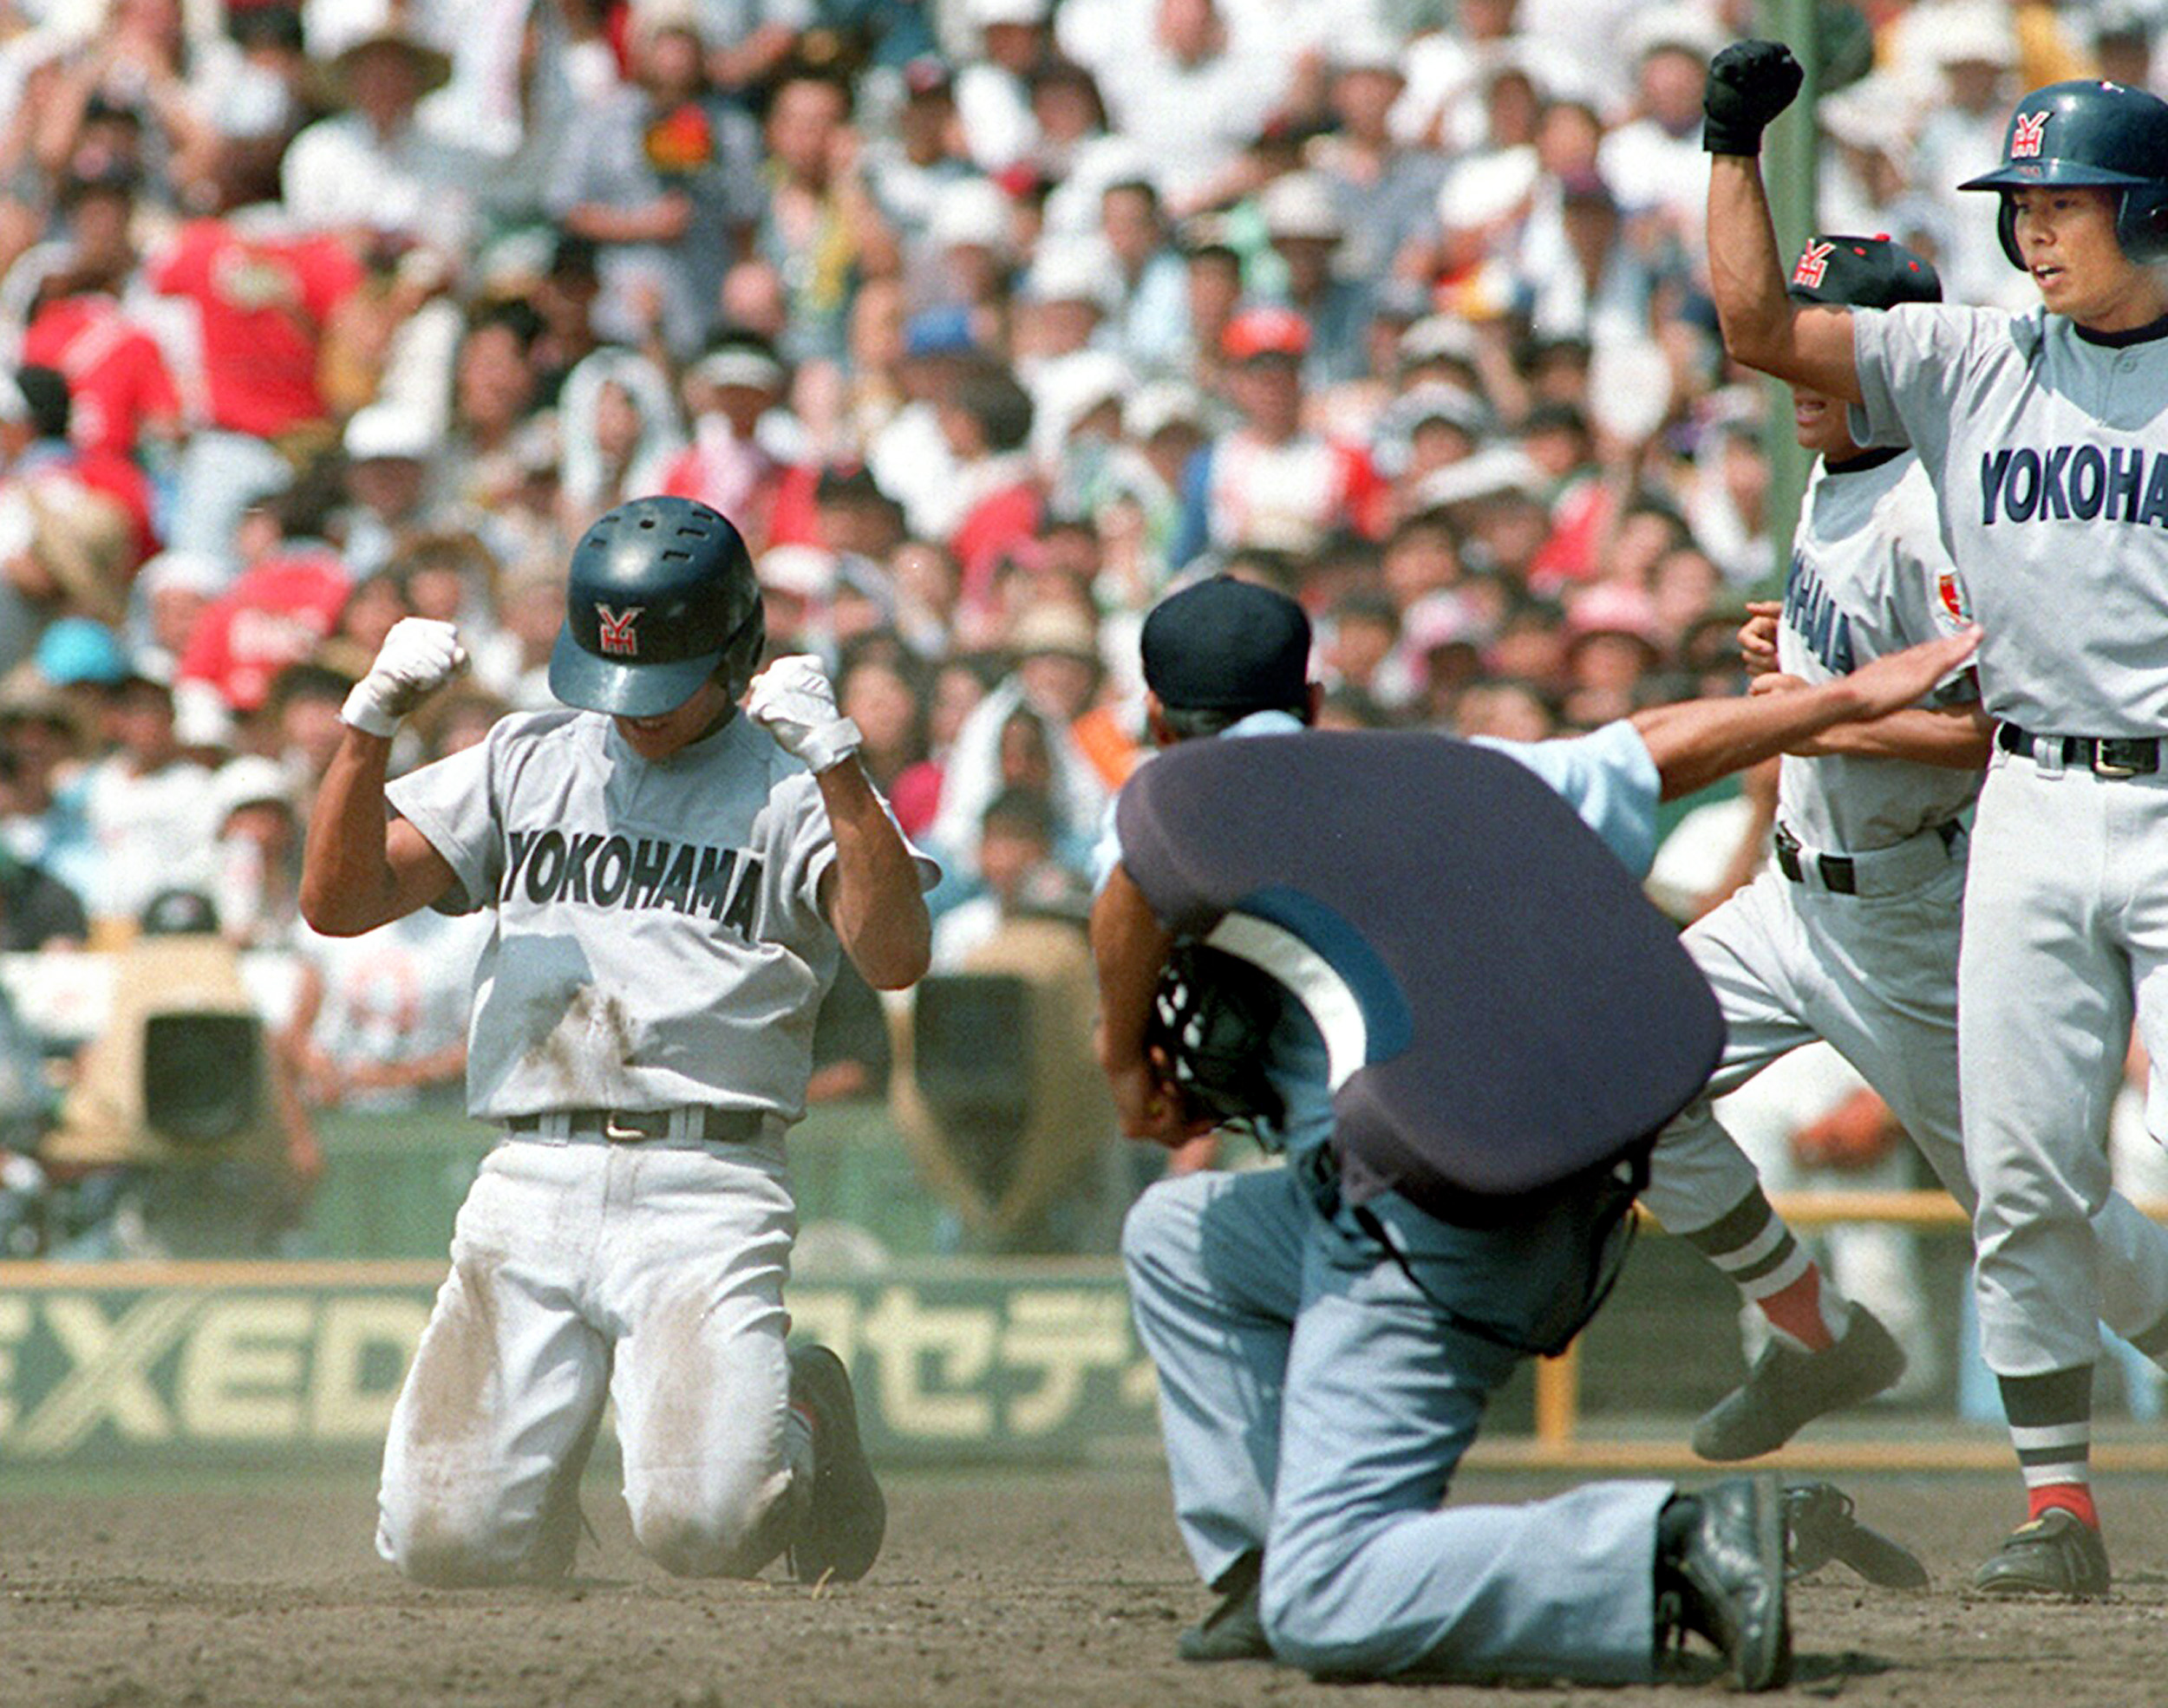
[1792,240,1836,289]
[1936,571,1969,623]
[2010,111,2049,159]
[597,604,644,657]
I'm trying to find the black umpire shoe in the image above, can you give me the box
[1178,1548,1270,1662]
[1785,1480,1929,1589]
[1655,1475,1791,1692]
[787,1342,886,1584]
[1971,1510,2111,1600]
[1692,1307,1907,1461]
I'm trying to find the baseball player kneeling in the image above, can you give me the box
[301,494,935,1587]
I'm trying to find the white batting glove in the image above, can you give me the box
[341,617,468,739]
[747,654,861,773]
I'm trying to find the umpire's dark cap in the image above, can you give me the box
[1142,577,1311,713]
[1786,233,1943,310]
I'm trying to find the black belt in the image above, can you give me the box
[1997,723,2161,777]
[506,1107,764,1144]
[1773,821,1958,895]
[1773,823,1855,893]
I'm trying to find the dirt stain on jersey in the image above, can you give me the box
[519,985,642,1096]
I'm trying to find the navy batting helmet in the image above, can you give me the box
[549,495,765,717]
[1959,79,2168,267]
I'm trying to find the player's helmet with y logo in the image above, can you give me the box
[1960,80,2168,268]
[550,494,766,716]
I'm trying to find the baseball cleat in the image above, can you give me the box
[1783,1480,1929,1588]
[1178,1548,1270,1662]
[1970,1510,2111,1600]
[1692,1307,1907,1461]
[787,1342,886,1584]
[1655,1474,1792,1692]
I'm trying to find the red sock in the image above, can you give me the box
[1757,1268,1838,1353]
[2028,1483,2099,1529]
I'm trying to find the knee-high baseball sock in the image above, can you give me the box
[2000,1366,2098,1526]
[1680,1185,1852,1353]
[2126,1305,2168,1373]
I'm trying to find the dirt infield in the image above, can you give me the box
[3,1469,2164,1708]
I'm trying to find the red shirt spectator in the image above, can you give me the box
[178,548,351,710]
[22,295,182,460]
[150,220,364,438]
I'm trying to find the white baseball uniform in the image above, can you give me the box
[371,706,930,1583]
[1640,448,2168,1361]
[1851,301,2168,1405]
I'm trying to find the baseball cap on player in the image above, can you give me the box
[550,494,766,718]
[1958,79,2168,266]
[1785,233,1943,310]
[1141,576,1312,713]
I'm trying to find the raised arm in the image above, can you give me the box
[299,620,466,935]
[1703,41,1864,399]
[1631,625,1982,799]
[813,759,931,991]
[752,655,931,991]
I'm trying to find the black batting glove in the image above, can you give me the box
[1702,39,1804,155]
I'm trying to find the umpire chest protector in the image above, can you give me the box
[1118,733,1725,1220]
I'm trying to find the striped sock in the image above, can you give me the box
[1999,1366,2095,1516]
[1682,1185,1852,1353]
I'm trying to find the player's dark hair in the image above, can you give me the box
[950,362,1034,454]
[1331,589,1401,636]
[981,784,1055,842]
[16,367,69,440]
[266,660,356,714]
[467,298,545,353]
[1101,177,1160,216]
[1159,698,1310,740]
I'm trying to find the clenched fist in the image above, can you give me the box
[748,653,862,773]
[1702,39,1804,156]
[342,617,467,739]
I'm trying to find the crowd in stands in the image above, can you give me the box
[0,0,2156,1245]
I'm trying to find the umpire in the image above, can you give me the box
[1095,579,1979,1685]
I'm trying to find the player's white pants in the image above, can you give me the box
[377,1132,799,1584]
[1641,850,2168,1363]
[1962,753,2168,1377]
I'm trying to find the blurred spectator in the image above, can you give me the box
[747,68,900,363]
[930,783,1056,968]
[1094,177,1188,375]
[955,0,1052,173]
[337,403,441,577]
[557,345,685,531]
[152,190,363,564]
[1172,304,1381,566]
[77,665,216,925]
[1257,170,1370,388]
[660,335,793,544]
[550,10,763,357]
[281,25,478,255]
[177,480,349,713]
